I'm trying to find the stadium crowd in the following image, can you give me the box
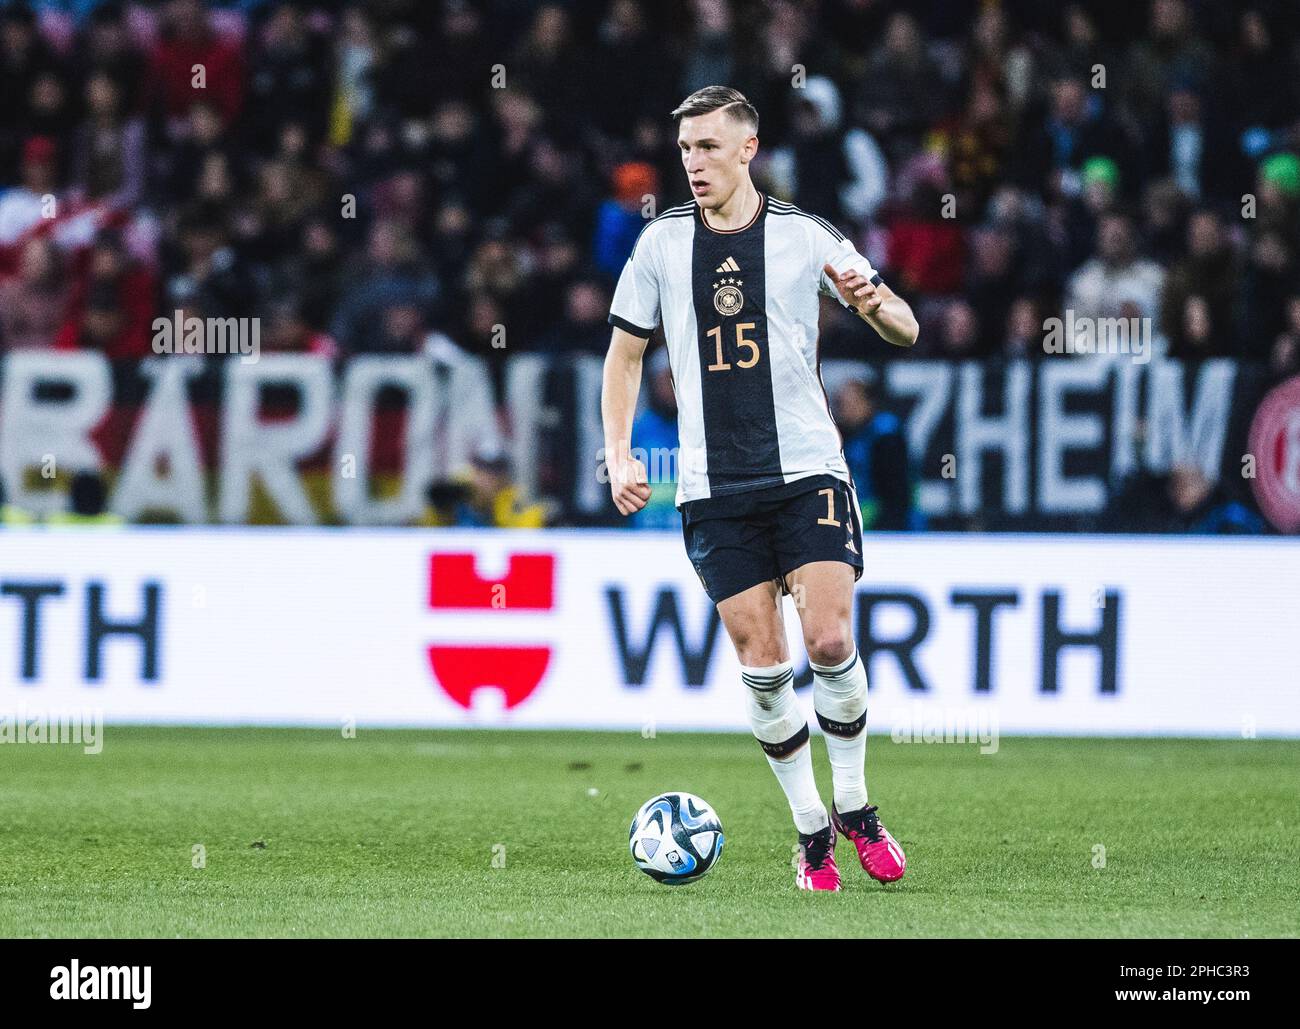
[0,0,1297,532]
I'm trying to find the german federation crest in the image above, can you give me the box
[712,279,744,316]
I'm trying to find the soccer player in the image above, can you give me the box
[601,87,917,892]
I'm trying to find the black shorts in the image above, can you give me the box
[680,474,864,605]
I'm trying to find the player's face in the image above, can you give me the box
[677,109,757,210]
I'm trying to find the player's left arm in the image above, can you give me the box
[822,263,919,348]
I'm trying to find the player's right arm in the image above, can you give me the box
[603,224,663,516]
[602,327,653,515]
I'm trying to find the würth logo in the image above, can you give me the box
[427,553,555,710]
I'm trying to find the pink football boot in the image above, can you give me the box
[795,825,841,892]
[832,803,906,883]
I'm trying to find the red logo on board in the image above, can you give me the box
[1248,376,1300,533]
[427,553,555,709]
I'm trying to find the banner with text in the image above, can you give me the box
[1,352,1297,531]
[1,529,1296,736]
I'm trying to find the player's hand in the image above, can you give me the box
[609,455,652,516]
[823,263,883,317]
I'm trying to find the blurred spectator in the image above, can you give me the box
[244,3,331,155]
[509,138,594,242]
[1239,226,1295,350]
[527,223,582,331]
[146,0,246,129]
[164,206,251,319]
[855,12,947,159]
[1141,177,1191,265]
[47,470,124,527]
[834,374,919,532]
[423,445,546,528]
[767,76,888,226]
[0,5,63,178]
[1059,155,1121,270]
[159,100,231,205]
[1161,209,1240,357]
[1102,463,1266,534]
[71,70,146,210]
[1120,0,1217,134]
[591,0,675,140]
[1226,8,1297,132]
[1268,295,1300,378]
[966,224,1018,352]
[628,347,680,530]
[941,76,1012,215]
[0,134,60,253]
[331,220,439,353]
[933,297,983,358]
[268,214,345,334]
[262,296,338,358]
[55,228,154,359]
[536,280,612,355]
[1148,83,1232,202]
[593,161,659,281]
[76,3,147,113]
[0,236,68,349]
[1015,75,1136,201]
[1065,213,1165,324]
[510,5,583,140]
[1166,462,1265,534]
[886,154,965,295]
[1002,295,1045,358]
[681,0,737,100]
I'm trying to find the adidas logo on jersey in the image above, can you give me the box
[715,256,740,274]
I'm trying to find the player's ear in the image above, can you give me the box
[741,134,758,164]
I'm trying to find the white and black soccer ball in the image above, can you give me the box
[629,792,724,885]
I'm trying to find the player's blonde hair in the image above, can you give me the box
[670,86,759,133]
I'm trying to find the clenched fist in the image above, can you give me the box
[823,263,883,317]
[609,454,652,515]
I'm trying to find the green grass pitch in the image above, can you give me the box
[1,727,1296,938]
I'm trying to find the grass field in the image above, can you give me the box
[0,727,1296,938]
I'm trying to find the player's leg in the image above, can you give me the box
[717,580,824,832]
[683,502,840,891]
[777,481,907,883]
[784,559,906,882]
[715,579,840,891]
[783,560,868,806]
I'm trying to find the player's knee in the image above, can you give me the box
[730,628,782,668]
[736,641,785,667]
[805,627,854,668]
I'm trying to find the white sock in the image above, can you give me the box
[741,661,828,835]
[811,649,869,813]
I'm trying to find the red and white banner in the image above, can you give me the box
[0,528,1296,736]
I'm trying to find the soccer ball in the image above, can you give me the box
[629,792,724,885]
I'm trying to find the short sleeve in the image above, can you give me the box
[815,222,881,310]
[608,231,661,338]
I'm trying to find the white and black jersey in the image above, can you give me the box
[609,192,882,509]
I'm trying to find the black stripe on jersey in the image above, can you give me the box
[691,200,782,494]
[608,313,654,338]
[626,202,695,262]
[767,200,846,242]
